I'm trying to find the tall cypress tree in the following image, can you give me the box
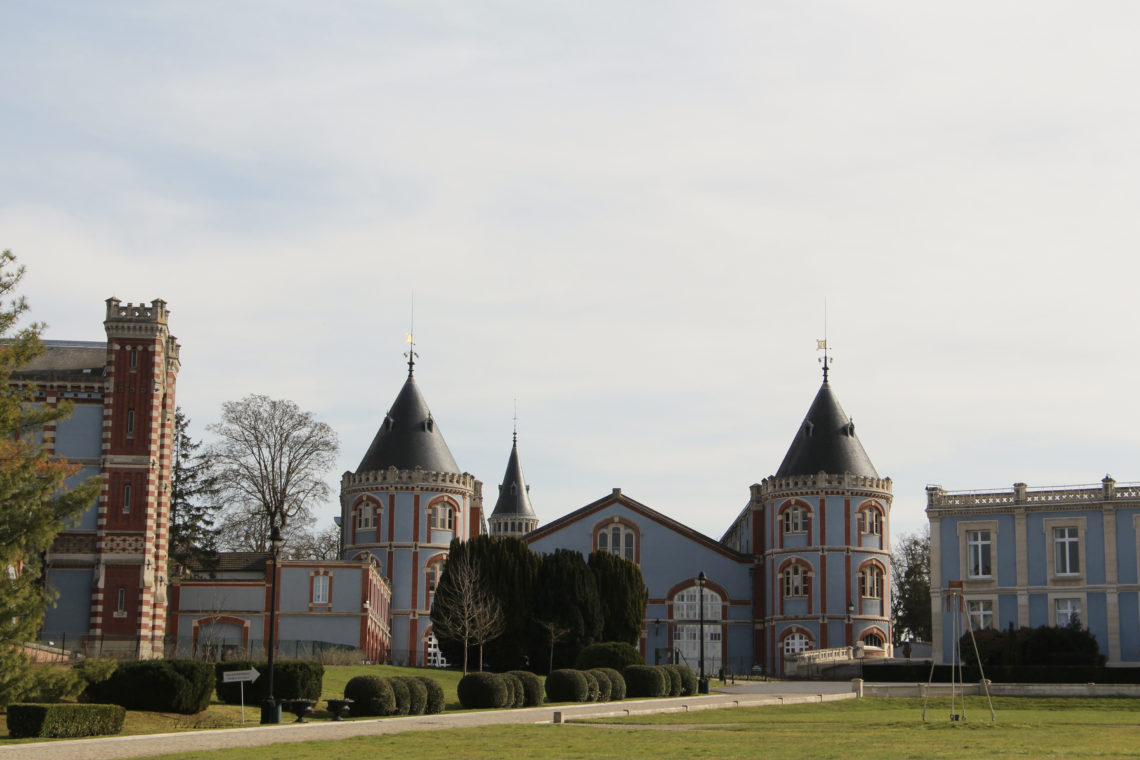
[530,549,603,671]
[588,550,649,644]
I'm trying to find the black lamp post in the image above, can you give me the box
[261,523,285,724]
[697,571,708,694]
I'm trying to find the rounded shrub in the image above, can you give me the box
[660,665,683,696]
[507,670,544,707]
[622,665,667,698]
[675,665,698,696]
[502,673,525,707]
[393,677,427,715]
[388,677,411,715]
[581,670,600,702]
[417,676,446,714]
[574,642,645,671]
[85,660,213,714]
[544,669,588,703]
[458,672,508,709]
[600,668,626,701]
[344,675,395,717]
[588,669,612,702]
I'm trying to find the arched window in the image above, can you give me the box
[782,504,808,535]
[432,502,456,531]
[862,632,884,648]
[595,521,638,563]
[356,502,376,530]
[672,583,722,674]
[782,631,811,656]
[425,556,446,609]
[859,565,884,599]
[858,503,883,536]
[782,563,810,598]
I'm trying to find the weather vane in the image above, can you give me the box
[817,300,832,380]
[404,295,418,376]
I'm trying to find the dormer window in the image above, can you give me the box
[423,417,434,432]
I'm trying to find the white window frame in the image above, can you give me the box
[1054,597,1082,627]
[1043,517,1086,582]
[311,574,330,605]
[966,598,995,630]
[958,521,998,582]
[782,632,811,656]
[782,563,808,598]
[596,522,637,563]
[782,504,808,535]
[859,565,884,599]
[356,502,375,530]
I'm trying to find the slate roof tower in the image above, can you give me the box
[488,427,538,538]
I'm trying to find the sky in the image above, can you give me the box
[5,1,1140,543]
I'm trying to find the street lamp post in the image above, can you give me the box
[697,571,708,694]
[261,523,285,725]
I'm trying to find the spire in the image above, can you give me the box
[404,297,417,377]
[491,422,536,519]
[355,365,460,475]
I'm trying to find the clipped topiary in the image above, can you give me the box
[84,660,213,714]
[7,703,126,738]
[393,677,427,715]
[588,669,612,701]
[675,664,698,696]
[544,669,588,703]
[622,665,667,698]
[388,677,411,715]
[507,670,544,707]
[214,661,323,705]
[458,672,508,709]
[600,668,626,700]
[660,665,683,696]
[344,675,395,717]
[581,670,600,702]
[574,642,645,671]
[417,676,446,714]
[502,673,525,707]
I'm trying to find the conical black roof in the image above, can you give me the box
[491,434,535,518]
[775,379,879,479]
[356,374,461,474]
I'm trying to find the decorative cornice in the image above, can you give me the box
[342,465,478,491]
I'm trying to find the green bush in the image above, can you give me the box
[574,642,645,671]
[417,676,446,714]
[389,677,411,715]
[588,669,612,701]
[599,668,626,701]
[502,672,525,707]
[458,672,508,709]
[84,660,213,714]
[74,659,118,700]
[623,665,667,698]
[215,661,324,705]
[507,670,544,707]
[581,670,600,702]
[545,669,589,703]
[21,665,84,703]
[675,664,698,696]
[393,677,427,715]
[7,703,126,738]
[344,675,395,717]
[660,665,682,696]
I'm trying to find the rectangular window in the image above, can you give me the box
[967,600,993,630]
[122,484,131,514]
[357,506,374,530]
[967,530,992,578]
[126,409,135,437]
[129,347,138,371]
[784,507,805,534]
[1054,527,1080,576]
[1056,598,1081,627]
[312,575,329,605]
[114,587,128,618]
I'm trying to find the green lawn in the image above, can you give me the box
[105,697,1140,760]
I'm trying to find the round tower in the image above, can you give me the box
[754,362,892,674]
[340,353,482,666]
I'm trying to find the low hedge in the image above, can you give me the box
[507,670,544,707]
[588,669,612,701]
[545,669,589,703]
[660,665,683,696]
[862,663,1140,684]
[8,703,126,738]
[215,661,324,705]
[345,675,396,717]
[417,676,446,714]
[675,665,698,696]
[574,642,645,671]
[393,677,427,715]
[458,672,508,709]
[623,665,667,698]
[599,668,626,701]
[84,660,213,714]
[502,673,525,707]
[582,670,600,702]
[389,677,411,715]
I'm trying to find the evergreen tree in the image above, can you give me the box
[430,539,504,674]
[588,550,649,644]
[0,251,101,705]
[169,408,221,573]
[529,549,603,671]
[470,535,541,670]
[891,528,931,644]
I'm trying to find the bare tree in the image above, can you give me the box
[430,551,504,674]
[207,395,338,551]
[536,619,571,675]
[289,521,342,561]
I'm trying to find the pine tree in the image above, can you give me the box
[169,407,221,573]
[0,251,101,705]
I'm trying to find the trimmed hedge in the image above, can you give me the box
[863,662,1140,684]
[389,677,411,715]
[417,676,446,714]
[599,668,626,701]
[345,675,396,717]
[507,670,544,707]
[660,665,683,696]
[582,670,600,702]
[545,669,589,703]
[588,669,612,701]
[623,665,667,698]
[84,660,213,714]
[574,642,645,671]
[394,677,427,715]
[7,703,126,739]
[458,672,508,709]
[215,661,324,705]
[502,673,525,707]
[675,665,698,696]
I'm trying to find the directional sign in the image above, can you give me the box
[223,668,261,684]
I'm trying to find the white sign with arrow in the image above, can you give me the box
[223,667,261,722]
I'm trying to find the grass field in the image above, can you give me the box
[114,697,1140,760]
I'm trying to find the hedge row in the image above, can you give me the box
[622,665,698,698]
[544,668,625,703]
[83,660,213,714]
[215,661,324,705]
[344,675,445,716]
[863,663,1140,684]
[457,671,544,709]
[7,703,126,738]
